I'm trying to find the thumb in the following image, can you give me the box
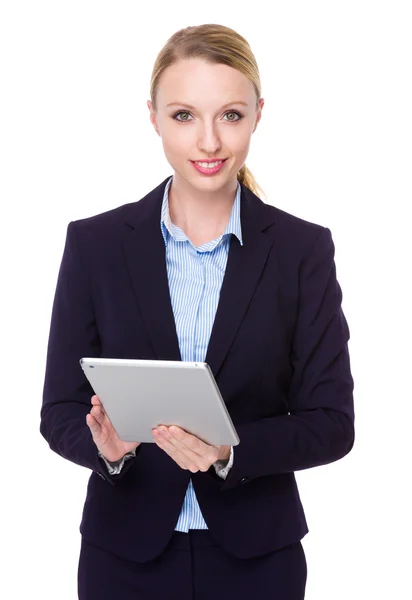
[86,413,101,437]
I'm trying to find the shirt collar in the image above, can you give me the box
[160,175,243,248]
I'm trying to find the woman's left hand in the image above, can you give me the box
[152,425,231,473]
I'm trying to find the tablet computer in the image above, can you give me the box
[79,357,240,446]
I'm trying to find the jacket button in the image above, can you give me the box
[239,477,248,484]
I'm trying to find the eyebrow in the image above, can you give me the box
[166,101,249,109]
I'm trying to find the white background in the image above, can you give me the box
[1,1,411,598]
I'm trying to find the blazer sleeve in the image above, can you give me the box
[220,226,355,492]
[40,221,139,485]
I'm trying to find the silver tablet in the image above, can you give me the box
[79,357,240,446]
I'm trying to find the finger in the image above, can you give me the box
[93,397,106,417]
[86,413,102,436]
[91,395,102,407]
[154,438,195,471]
[164,428,218,463]
[153,434,187,462]
[90,405,107,426]
[155,430,213,471]
[174,441,217,469]
[167,427,205,452]
[155,429,192,454]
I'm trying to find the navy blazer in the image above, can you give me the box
[40,176,355,563]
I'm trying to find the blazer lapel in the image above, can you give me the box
[122,177,182,361]
[122,177,276,376]
[205,185,276,378]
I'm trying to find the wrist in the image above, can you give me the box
[98,452,124,465]
[217,445,231,462]
[99,447,137,464]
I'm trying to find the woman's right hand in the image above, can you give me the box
[86,395,141,462]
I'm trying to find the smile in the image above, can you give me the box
[190,159,227,175]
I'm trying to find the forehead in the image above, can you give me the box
[156,58,255,107]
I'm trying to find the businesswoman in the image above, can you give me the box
[40,23,355,600]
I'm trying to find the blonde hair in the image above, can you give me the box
[150,24,266,200]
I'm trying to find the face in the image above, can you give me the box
[148,58,264,194]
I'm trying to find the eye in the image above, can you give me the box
[173,111,192,122]
[224,111,242,122]
[172,110,243,123]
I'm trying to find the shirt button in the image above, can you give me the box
[239,477,248,484]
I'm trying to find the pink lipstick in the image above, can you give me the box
[190,159,227,175]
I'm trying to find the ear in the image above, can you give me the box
[147,100,161,136]
[253,98,264,133]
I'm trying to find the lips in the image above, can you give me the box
[191,158,227,163]
[191,159,227,175]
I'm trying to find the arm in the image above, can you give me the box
[40,221,137,484]
[220,227,355,492]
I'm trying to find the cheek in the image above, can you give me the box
[224,125,252,152]
[160,142,182,171]
[227,138,251,170]
[162,132,191,160]
[234,129,252,152]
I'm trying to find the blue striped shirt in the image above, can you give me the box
[99,175,242,528]
[161,175,242,532]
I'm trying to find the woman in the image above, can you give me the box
[40,23,355,599]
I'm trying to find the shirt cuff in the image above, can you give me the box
[98,448,137,475]
[213,446,234,480]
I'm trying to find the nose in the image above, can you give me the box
[197,122,222,155]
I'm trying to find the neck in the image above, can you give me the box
[168,173,238,240]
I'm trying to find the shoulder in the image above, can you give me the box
[266,201,325,231]
[68,190,157,247]
[72,201,139,232]
[69,177,169,241]
[259,199,331,260]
